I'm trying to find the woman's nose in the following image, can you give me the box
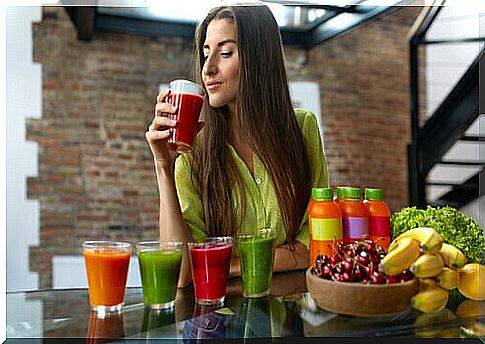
[203,55,217,76]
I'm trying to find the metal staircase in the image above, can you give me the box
[408,4,484,210]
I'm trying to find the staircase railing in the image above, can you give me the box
[407,4,484,208]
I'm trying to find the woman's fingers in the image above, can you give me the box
[148,116,177,132]
[145,128,171,141]
[155,101,177,117]
[156,89,170,103]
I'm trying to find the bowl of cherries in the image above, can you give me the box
[306,240,418,317]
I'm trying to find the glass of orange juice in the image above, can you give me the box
[83,241,132,314]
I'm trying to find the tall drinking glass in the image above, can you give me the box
[166,79,204,152]
[188,237,233,305]
[238,228,277,298]
[82,241,132,314]
[136,241,184,310]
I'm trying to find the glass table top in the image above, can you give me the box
[5,270,483,341]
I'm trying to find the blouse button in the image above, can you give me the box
[255,177,262,185]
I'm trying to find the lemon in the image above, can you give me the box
[215,307,234,316]
[458,263,485,301]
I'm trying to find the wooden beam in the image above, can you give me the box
[75,7,96,41]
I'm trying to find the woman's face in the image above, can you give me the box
[202,19,240,113]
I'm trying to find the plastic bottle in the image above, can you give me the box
[309,187,343,266]
[334,186,349,207]
[363,187,391,251]
[339,187,369,243]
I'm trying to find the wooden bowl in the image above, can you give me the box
[306,268,418,317]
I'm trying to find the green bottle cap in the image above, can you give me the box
[312,187,333,201]
[365,188,384,201]
[345,187,361,200]
[336,186,351,199]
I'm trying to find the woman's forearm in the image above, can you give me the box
[155,160,193,287]
[273,241,309,273]
[155,160,190,241]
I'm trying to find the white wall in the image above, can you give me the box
[6,6,42,291]
[289,81,323,143]
[1,4,6,342]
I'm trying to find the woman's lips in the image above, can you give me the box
[206,81,222,91]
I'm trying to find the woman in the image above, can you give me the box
[146,3,328,287]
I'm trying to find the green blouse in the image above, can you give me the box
[174,108,328,248]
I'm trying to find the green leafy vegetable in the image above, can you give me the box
[391,206,484,264]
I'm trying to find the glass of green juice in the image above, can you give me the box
[237,228,277,298]
[136,241,184,309]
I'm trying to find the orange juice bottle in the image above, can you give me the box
[309,187,343,267]
[339,187,369,243]
[364,188,391,251]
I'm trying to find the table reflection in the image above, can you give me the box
[5,272,484,341]
[233,297,272,338]
[86,311,125,343]
[182,303,228,341]
[141,307,177,338]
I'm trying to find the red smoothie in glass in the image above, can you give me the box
[189,242,232,303]
[167,92,204,152]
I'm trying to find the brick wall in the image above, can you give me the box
[28,7,420,288]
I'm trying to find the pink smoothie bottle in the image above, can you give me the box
[339,187,369,243]
[364,188,391,251]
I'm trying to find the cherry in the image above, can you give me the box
[386,276,398,284]
[397,269,414,282]
[370,272,386,284]
[342,258,353,272]
[329,254,340,265]
[322,265,332,277]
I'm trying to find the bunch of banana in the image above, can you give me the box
[382,227,479,313]
[380,237,421,276]
[389,227,443,253]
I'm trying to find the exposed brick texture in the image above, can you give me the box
[28,7,421,288]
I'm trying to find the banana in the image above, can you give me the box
[411,287,449,313]
[436,327,461,338]
[393,227,443,253]
[388,238,401,253]
[436,267,460,290]
[418,278,438,292]
[414,308,456,337]
[410,253,444,278]
[380,237,421,276]
[439,243,467,269]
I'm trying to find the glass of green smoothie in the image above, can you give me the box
[237,228,277,298]
[136,241,184,309]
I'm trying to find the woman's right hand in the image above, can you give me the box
[145,89,178,169]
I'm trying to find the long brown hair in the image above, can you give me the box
[192,4,312,246]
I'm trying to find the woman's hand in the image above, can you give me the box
[145,89,178,170]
